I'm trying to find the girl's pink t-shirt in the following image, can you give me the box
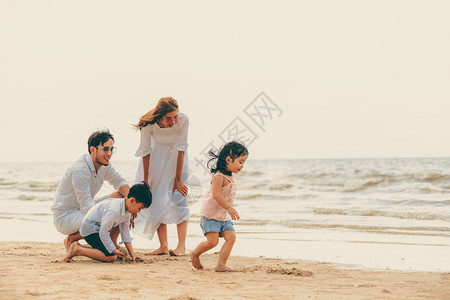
[200,173,237,221]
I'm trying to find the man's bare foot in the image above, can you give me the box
[64,236,71,251]
[169,246,186,257]
[215,265,238,272]
[64,242,80,262]
[190,251,204,270]
[64,235,77,251]
[64,232,82,251]
[145,246,169,256]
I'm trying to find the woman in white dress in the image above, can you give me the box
[133,97,189,256]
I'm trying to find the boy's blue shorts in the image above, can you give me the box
[200,216,234,237]
[84,233,115,256]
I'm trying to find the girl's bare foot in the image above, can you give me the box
[64,242,80,262]
[190,251,204,270]
[145,246,169,255]
[215,265,238,272]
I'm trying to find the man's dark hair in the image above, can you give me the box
[87,129,114,154]
[128,181,152,208]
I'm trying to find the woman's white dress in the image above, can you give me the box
[133,112,189,239]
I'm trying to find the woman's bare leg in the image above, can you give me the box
[170,221,188,256]
[146,224,169,255]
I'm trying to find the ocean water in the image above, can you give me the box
[0,158,449,272]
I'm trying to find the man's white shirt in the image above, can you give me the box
[51,153,128,220]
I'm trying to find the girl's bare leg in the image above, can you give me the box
[64,242,116,263]
[146,224,169,255]
[215,230,237,272]
[190,232,219,270]
[170,221,188,256]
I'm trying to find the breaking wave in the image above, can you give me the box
[301,172,450,193]
[342,178,389,192]
[5,181,59,192]
[313,208,450,222]
[270,184,294,191]
[281,222,449,237]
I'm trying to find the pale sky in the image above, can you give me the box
[1,1,449,163]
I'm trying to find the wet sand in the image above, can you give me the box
[0,242,448,299]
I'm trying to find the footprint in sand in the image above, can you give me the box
[266,267,313,277]
[98,275,120,281]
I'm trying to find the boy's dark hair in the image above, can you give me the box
[87,129,114,154]
[128,181,152,208]
[207,141,249,176]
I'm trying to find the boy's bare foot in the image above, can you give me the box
[215,265,238,272]
[169,246,186,257]
[64,242,80,262]
[145,246,169,256]
[190,251,204,270]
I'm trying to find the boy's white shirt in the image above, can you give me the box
[80,197,132,253]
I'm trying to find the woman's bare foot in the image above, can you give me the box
[215,265,238,272]
[64,242,80,262]
[169,246,186,257]
[145,246,169,256]
[190,251,204,270]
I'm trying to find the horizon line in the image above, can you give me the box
[1,155,449,164]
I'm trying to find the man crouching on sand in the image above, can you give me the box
[65,181,152,262]
[51,129,130,251]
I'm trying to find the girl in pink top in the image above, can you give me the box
[190,141,249,272]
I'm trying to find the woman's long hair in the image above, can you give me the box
[207,141,249,176]
[134,97,179,129]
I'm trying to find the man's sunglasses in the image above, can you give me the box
[96,146,117,154]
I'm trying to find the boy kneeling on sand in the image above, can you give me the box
[65,181,152,262]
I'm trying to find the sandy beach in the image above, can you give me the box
[0,242,448,299]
